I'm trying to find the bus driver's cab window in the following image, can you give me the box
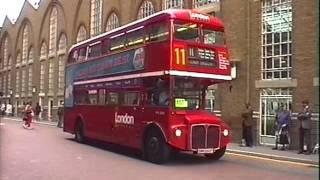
[146,77,169,106]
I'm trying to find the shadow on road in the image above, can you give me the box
[64,137,228,166]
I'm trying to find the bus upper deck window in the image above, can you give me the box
[174,22,200,42]
[110,33,125,51]
[71,50,79,63]
[78,47,87,61]
[203,29,225,46]
[88,43,102,58]
[127,27,144,46]
[148,22,169,42]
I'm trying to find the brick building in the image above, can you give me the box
[0,0,318,148]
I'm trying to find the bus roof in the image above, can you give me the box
[69,9,224,52]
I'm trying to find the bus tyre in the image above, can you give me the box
[205,146,226,160]
[75,121,85,143]
[144,130,170,164]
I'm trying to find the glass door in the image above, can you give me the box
[259,88,292,145]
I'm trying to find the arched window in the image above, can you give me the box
[22,25,29,65]
[105,13,119,32]
[28,66,33,96]
[90,0,102,37]
[8,56,12,69]
[16,52,21,66]
[58,56,65,92]
[0,74,7,96]
[15,63,20,94]
[48,60,54,92]
[40,42,47,60]
[49,7,58,55]
[3,37,8,68]
[137,0,155,19]
[21,68,26,96]
[58,34,67,92]
[77,26,87,43]
[7,71,11,92]
[28,47,34,63]
[163,0,183,9]
[193,0,219,8]
[39,62,45,92]
[58,34,67,54]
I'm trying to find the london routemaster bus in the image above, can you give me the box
[64,9,232,164]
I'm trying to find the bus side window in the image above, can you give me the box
[78,47,87,61]
[106,92,119,105]
[98,89,106,105]
[88,89,98,105]
[147,22,169,42]
[102,39,109,55]
[127,27,144,47]
[71,50,78,63]
[88,43,102,58]
[74,90,89,105]
[122,92,140,106]
[110,33,125,51]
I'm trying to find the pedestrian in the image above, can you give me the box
[297,100,312,155]
[1,103,6,115]
[34,102,42,121]
[5,103,12,116]
[272,104,291,150]
[57,105,64,128]
[22,102,34,129]
[241,103,253,147]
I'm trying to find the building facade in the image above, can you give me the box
[0,0,318,148]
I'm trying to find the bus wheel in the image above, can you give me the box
[205,146,226,160]
[75,121,85,143]
[144,130,170,164]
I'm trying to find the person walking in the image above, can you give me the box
[23,102,34,129]
[297,100,312,155]
[34,102,42,121]
[5,103,12,116]
[57,105,64,128]
[241,103,254,147]
[272,104,291,150]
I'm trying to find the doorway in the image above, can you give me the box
[259,88,292,145]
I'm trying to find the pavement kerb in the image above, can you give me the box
[2,117,57,126]
[226,149,319,166]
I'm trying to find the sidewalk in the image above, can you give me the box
[1,116,319,166]
[227,143,318,166]
[1,116,57,126]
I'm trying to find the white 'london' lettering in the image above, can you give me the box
[115,112,135,125]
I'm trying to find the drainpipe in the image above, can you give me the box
[246,0,251,104]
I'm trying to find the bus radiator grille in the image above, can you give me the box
[191,125,220,149]
[192,126,206,149]
[207,125,220,149]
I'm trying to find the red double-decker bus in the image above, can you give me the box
[64,9,232,164]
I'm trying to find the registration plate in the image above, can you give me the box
[197,148,214,154]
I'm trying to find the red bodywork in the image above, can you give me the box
[64,9,232,153]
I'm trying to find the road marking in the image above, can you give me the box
[30,159,40,163]
[226,152,319,168]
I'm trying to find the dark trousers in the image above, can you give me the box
[57,116,63,128]
[299,128,311,152]
[243,126,253,146]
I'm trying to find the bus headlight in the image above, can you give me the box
[223,129,229,136]
[175,129,182,137]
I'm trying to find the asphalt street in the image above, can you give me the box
[0,119,318,180]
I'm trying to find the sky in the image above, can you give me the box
[0,0,40,26]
